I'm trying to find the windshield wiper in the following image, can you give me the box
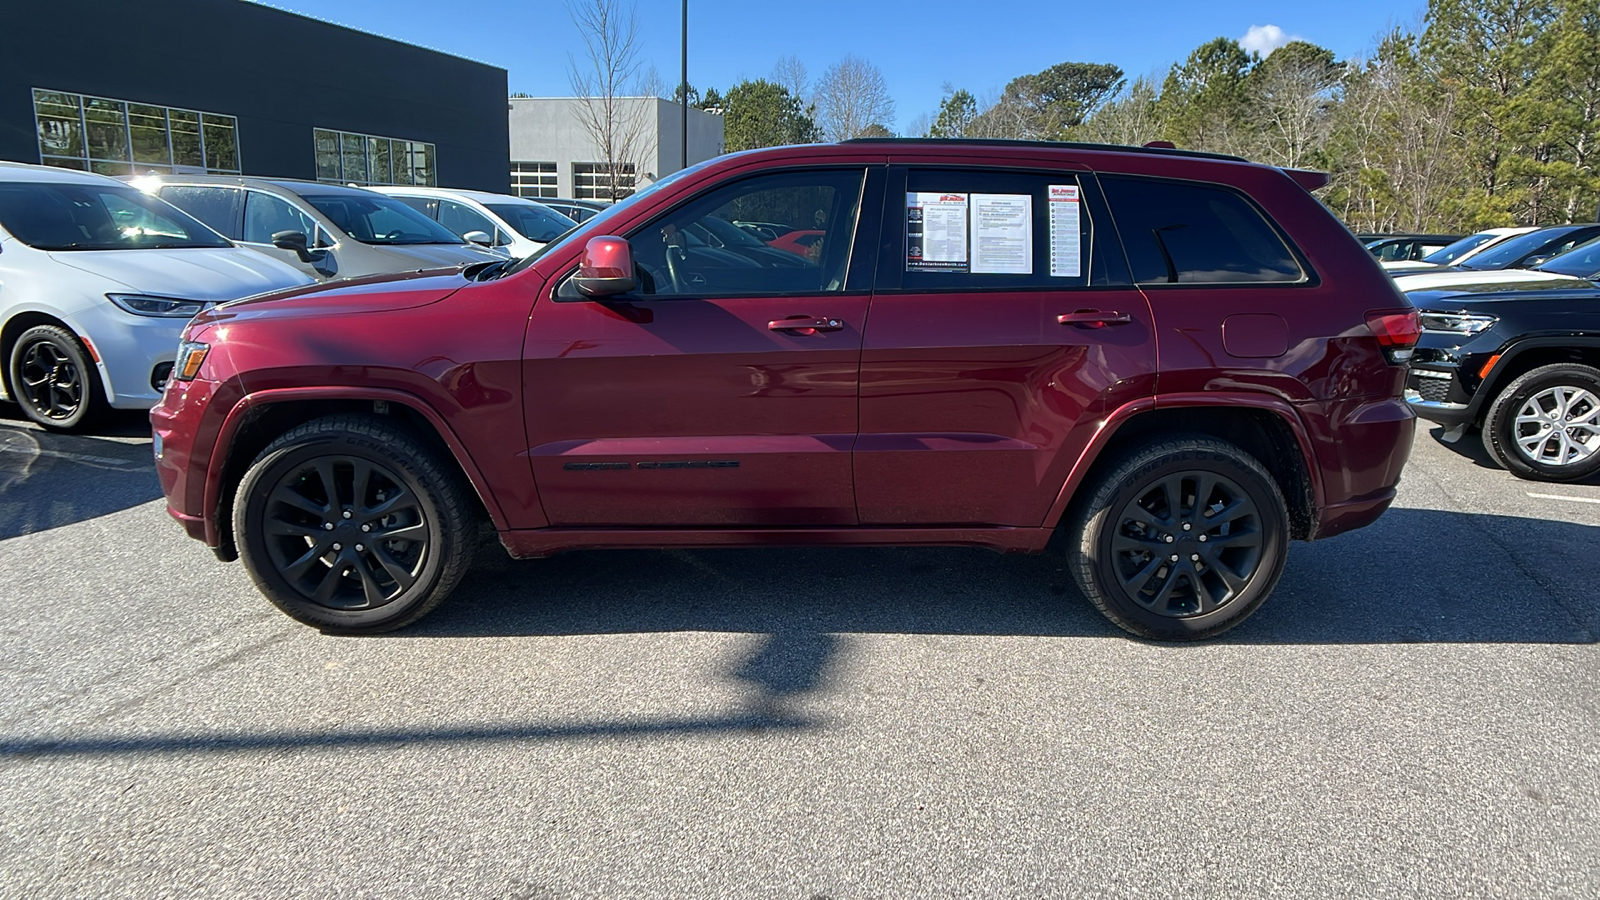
[463,259,513,281]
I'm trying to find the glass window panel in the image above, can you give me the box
[40,157,87,171]
[314,129,341,181]
[84,97,129,162]
[242,191,318,244]
[128,104,170,166]
[417,143,436,186]
[89,160,133,176]
[435,199,495,239]
[368,136,391,185]
[170,110,202,167]
[202,114,239,172]
[1101,176,1303,284]
[340,132,368,184]
[389,140,412,185]
[159,186,240,237]
[33,90,83,159]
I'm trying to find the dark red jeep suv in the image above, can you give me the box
[152,139,1418,640]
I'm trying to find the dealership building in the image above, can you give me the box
[508,97,724,201]
[0,0,510,192]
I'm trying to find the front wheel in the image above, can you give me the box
[8,325,103,431]
[1481,363,1600,482]
[1067,437,1289,641]
[233,415,475,633]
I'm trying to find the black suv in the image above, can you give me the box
[1406,281,1600,481]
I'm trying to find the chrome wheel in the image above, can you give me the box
[1110,471,1264,618]
[1512,386,1599,467]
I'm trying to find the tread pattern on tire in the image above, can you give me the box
[234,413,476,633]
[1066,435,1288,641]
[1481,362,1600,483]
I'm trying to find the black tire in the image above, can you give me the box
[1067,436,1289,641]
[1481,363,1600,482]
[233,414,475,633]
[8,325,103,431]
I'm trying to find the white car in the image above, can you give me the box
[1387,267,1590,293]
[1382,226,1539,271]
[370,186,577,258]
[0,162,312,430]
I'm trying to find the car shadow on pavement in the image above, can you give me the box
[398,507,1598,646]
[1428,425,1600,485]
[0,418,160,540]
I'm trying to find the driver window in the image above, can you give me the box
[626,168,864,297]
[243,191,317,244]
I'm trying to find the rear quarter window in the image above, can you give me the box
[1101,175,1305,284]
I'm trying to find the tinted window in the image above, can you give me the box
[436,199,496,239]
[159,185,240,237]
[299,193,464,245]
[391,195,438,218]
[484,202,576,243]
[1422,232,1498,265]
[622,168,865,297]
[1535,236,1600,277]
[1101,176,1304,284]
[243,191,318,244]
[898,169,1106,290]
[0,182,230,250]
[1460,226,1592,270]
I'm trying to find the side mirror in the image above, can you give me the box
[574,235,636,297]
[463,230,494,247]
[271,230,317,263]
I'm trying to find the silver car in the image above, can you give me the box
[129,175,501,280]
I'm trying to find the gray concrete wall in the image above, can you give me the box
[508,97,723,198]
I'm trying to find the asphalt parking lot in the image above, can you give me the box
[1,407,1596,899]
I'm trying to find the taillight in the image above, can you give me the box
[1365,308,1420,363]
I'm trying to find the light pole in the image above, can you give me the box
[680,0,688,171]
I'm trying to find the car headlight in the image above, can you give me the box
[108,293,207,318]
[1419,312,1498,335]
[173,341,210,381]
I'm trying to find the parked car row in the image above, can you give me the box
[0,161,580,430]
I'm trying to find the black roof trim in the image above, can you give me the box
[839,137,1248,163]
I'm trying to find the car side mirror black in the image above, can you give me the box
[271,230,318,263]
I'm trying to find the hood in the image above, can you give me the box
[195,267,470,327]
[47,246,312,301]
[364,242,503,268]
[1393,268,1587,293]
[1382,260,1439,271]
[1407,282,1600,312]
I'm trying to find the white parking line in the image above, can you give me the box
[1527,492,1600,505]
[0,445,139,467]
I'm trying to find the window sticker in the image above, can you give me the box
[1048,184,1082,277]
[907,192,968,272]
[971,193,1033,274]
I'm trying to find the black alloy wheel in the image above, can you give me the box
[9,325,102,431]
[1069,436,1288,640]
[234,415,475,632]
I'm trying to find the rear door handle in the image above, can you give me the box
[1057,310,1132,328]
[769,316,844,335]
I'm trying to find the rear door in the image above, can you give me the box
[523,165,884,526]
[855,163,1156,526]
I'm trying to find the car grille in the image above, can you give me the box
[1408,371,1454,403]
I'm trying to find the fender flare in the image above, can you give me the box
[201,385,510,546]
[1471,334,1600,419]
[1042,391,1326,528]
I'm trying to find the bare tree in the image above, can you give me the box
[567,0,653,199]
[1072,76,1164,146]
[772,55,810,106]
[814,55,896,141]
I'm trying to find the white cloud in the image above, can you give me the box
[1239,24,1299,56]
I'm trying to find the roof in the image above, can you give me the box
[369,185,534,204]
[840,137,1248,163]
[0,161,125,186]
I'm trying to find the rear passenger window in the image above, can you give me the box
[900,169,1111,290]
[1101,176,1304,284]
[159,186,240,238]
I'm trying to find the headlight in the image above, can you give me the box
[108,293,206,318]
[173,341,210,381]
[1419,312,1498,335]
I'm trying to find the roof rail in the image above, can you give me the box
[839,137,1248,163]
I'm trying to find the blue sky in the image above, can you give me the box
[258,0,1430,127]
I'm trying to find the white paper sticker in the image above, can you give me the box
[906,192,969,271]
[970,194,1033,274]
[1048,184,1082,277]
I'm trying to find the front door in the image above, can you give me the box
[855,165,1157,526]
[523,166,880,527]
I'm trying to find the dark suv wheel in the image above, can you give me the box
[233,415,475,633]
[1068,437,1289,640]
[8,325,103,431]
[1482,363,1600,482]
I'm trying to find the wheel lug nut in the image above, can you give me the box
[355,544,364,552]
[1190,553,1200,562]
[1169,554,1179,562]
[1198,534,1207,542]
[1164,535,1175,543]
[331,543,341,551]
[361,524,370,532]
[342,510,353,519]
[1182,522,1192,531]
[323,523,335,531]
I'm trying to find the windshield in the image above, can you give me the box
[484,202,576,243]
[1534,236,1600,278]
[0,181,231,251]
[502,159,718,277]
[1421,232,1499,265]
[300,193,465,245]
[1460,227,1580,270]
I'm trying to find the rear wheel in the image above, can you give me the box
[8,325,103,431]
[233,415,474,633]
[1482,363,1600,482]
[1067,437,1288,641]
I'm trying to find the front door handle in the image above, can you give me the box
[1057,310,1132,328]
[769,316,844,335]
